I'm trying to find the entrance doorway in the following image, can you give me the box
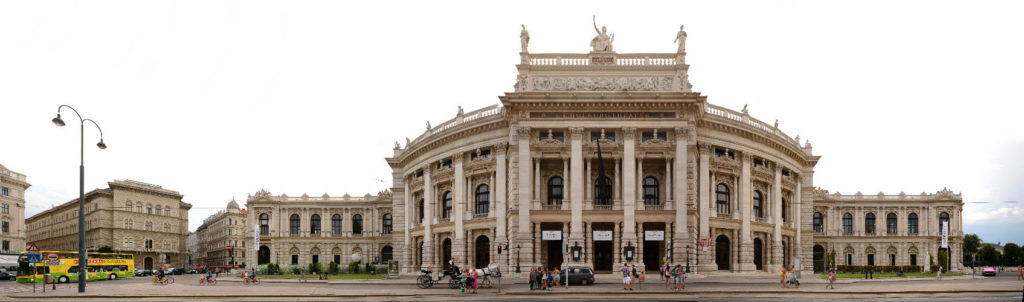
[593,240,613,271]
[753,238,763,270]
[813,245,825,273]
[642,223,665,271]
[258,246,270,265]
[144,257,154,270]
[715,235,730,270]
[545,239,563,269]
[442,238,452,270]
[474,236,490,269]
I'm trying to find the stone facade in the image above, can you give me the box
[383,25,964,275]
[25,180,192,269]
[0,164,29,254]
[243,191,394,268]
[195,200,248,267]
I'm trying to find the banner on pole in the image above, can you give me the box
[254,223,260,251]
[941,221,949,248]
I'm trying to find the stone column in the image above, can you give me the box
[535,158,541,202]
[563,155,570,206]
[453,153,467,265]
[637,222,645,270]
[569,127,585,262]
[771,165,783,273]
[614,158,621,201]
[621,128,638,263]
[637,154,644,202]
[586,155,592,202]
[738,154,755,272]
[672,127,690,264]
[494,143,508,271]
[665,157,672,205]
[697,145,715,271]
[422,168,434,269]
[489,172,496,217]
[515,127,534,268]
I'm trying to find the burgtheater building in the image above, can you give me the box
[383,24,964,275]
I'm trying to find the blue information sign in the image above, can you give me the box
[26,253,42,264]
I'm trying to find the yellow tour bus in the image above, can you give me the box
[16,251,135,283]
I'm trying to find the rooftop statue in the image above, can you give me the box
[674,25,687,53]
[590,15,614,52]
[520,25,530,53]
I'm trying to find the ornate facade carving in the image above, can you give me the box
[530,77,674,92]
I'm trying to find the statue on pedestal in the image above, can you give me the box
[590,15,614,52]
[674,25,687,53]
[520,25,530,53]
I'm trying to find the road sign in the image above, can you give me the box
[26,243,40,253]
[46,253,59,261]
[26,253,41,264]
[226,245,232,251]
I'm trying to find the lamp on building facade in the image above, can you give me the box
[624,242,635,262]
[52,105,106,293]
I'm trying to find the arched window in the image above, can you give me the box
[442,191,453,220]
[417,198,424,223]
[289,214,300,235]
[842,213,853,234]
[136,202,143,213]
[124,219,130,229]
[382,213,393,234]
[865,213,876,234]
[145,221,153,231]
[147,204,152,214]
[753,190,763,218]
[716,184,731,215]
[166,207,172,216]
[259,213,269,235]
[886,213,897,234]
[813,212,823,233]
[642,177,659,205]
[594,176,612,205]
[332,214,342,235]
[781,198,788,222]
[548,177,564,205]
[352,214,363,235]
[125,201,132,211]
[156,205,162,215]
[310,214,321,234]
[908,213,919,234]
[164,223,170,232]
[475,184,490,215]
[939,212,950,232]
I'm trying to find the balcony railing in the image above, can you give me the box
[593,204,613,210]
[542,204,563,211]
[754,217,767,223]
[642,204,664,211]
[473,212,488,218]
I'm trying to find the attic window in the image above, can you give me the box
[753,158,764,167]
[590,131,615,141]
[641,130,666,142]
[438,160,452,169]
[714,149,735,159]
[540,130,564,142]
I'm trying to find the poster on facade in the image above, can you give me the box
[644,230,665,241]
[593,230,613,241]
[941,221,948,248]
[542,230,562,241]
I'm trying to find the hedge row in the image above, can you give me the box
[835,265,923,273]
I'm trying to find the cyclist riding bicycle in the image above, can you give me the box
[248,268,257,283]
[204,270,214,284]
[157,267,166,283]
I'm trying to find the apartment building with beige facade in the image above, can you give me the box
[25,180,192,269]
[195,199,248,268]
[0,164,29,254]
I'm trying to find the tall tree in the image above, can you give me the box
[978,244,1000,266]
[962,234,981,266]
[1002,243,1021,266]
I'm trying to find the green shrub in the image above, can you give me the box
[329,262,339,275]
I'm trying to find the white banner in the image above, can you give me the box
[644,230,665,241]
[941,221,948,249]
[542,230,562,241]
[593,230,613,241]
[254,223,260,251]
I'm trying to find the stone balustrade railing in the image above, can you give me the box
[525,53,678,66]
[0,169,26,181]
[409,104,503,149]
[704,104,799,149]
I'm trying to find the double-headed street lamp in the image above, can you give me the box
[52,105,107,293]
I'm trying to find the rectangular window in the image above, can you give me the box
[334,255,340,264]
[846,254,852,265]
[1,204,7,214]
[2,240,8,251]
[889,254,896,266]
[590,131,615,141]
[312,255,319,264]
[1,221,7,233]
[291,255,298,265]
[1,187,7,196]
[910,254,917,266]
[641,131,667,142]
[867,254,875,266]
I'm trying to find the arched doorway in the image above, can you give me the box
[381,246,393,263]
[144,257,154,270]
[813,245,825,272]
[715,235,730,271]
[475,236,490,269]
[441,238,452,270]
[753,238,763,270]
[258,246,271,265]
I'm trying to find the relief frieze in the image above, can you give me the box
[531,76,673,92]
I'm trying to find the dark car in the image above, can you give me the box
[0,272,15,281]
[170,268,185,275]
[135,269,152,276]
[559,266,596,285]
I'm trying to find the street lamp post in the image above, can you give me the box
[52,105,106,293]
[686,245,691,273]
[515,244,521,275]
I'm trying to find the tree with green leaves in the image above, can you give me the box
[963,234,981,266]
[1002,243,1021,266]
[978,244,1000,266]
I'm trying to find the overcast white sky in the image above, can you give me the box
[1,1,1022,244]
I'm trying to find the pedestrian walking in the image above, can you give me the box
[470,268,478,294]
[937,265,943,280]
[780,265,787,288]
[664,264,671,290]
[673,265,683,291]
[1017,265,1022,281]
[552,267,561,288]
[621,264,632,290]
[631,264,638,288]
[787,265,800,288]
[528,268,536,290]
[826,269,836,289]
[459,269,468,293]
[535,267,544,290]
[300,267,307,282]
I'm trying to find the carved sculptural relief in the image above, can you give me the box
[530,76,673,92]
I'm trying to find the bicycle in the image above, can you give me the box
[244,276,260,285]
[152,275,175,285]
[199,277,217,286]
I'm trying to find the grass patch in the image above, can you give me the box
[820,272,964,279]
[259,273,385,280]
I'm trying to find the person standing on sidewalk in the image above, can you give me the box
[937,265,943,280]
[826,269,836,289]
[787,265,800,288]
[780,265,788,288]
[300,267,307,282]
[621,264,632,290]
[664,264,672,290]
[1017,265,1022,280]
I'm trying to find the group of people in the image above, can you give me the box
[620,264,643,290]
[659,264,686,290]
[779,265,801,288]
[528,267,561,291]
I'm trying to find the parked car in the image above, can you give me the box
[982,267,997,277]
[558,266,596,285]
[135,269,152,276]
[0,271,15,281]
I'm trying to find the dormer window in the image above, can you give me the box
[540,129,564,142]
